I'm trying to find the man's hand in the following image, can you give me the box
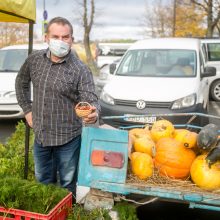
[83,106,98,124]
[25,112,33,128]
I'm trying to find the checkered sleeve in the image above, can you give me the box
[77,65,100,115]
[15,56,32,115]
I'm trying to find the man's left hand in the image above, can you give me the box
[83,106,98,124]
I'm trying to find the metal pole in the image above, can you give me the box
[43,0,45,12]
[24,20,34,179]
[43,0,45,33]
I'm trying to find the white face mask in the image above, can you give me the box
[48,39,70,58]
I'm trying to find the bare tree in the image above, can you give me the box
[73,0,99,75]
[142,0,174,37]
[142,0,206,38]
[216,21,220,35]
[191,0,220,37]
[0,23,29,48]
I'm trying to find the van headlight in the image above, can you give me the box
[100,90,115,105]
[171,94,196,109]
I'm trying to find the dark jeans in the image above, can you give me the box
[33,135,81,198]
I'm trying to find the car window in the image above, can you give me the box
[116,49,196,77]
[207,43,220,61]
[0,49,28,72]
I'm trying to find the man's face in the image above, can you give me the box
[45,23,73,47]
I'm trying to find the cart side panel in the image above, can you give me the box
[78,127,128,187]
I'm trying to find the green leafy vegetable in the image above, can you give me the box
[0,177,69,214]
[0,120,35,180]
[113,202,139,220]
[67,204,111,220]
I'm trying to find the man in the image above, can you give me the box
[15,17,100,200]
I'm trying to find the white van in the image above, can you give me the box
[201,39,220,101]
[100,38,216,127]
[0,43,47,119]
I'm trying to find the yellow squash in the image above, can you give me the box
[131,152,154,180]
[190,155,220,190]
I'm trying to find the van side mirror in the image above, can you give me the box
[109,63,117,74]
[202,66,216,78]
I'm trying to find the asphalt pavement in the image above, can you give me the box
[0,119,20,143]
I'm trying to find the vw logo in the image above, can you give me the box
[136,100,146,109]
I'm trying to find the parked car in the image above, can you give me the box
[100,38,216,128]
[97,43,132,68]
[96,59,120,94]
[73,42,99,64]
[0,43,48,119]
[201,39,220,101]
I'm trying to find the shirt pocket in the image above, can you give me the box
[54,74,78,97]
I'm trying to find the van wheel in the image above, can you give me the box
[210,79,220,101]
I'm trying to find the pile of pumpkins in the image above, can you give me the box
[129,119,220,191]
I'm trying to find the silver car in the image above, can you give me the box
[96,59,121,94]
[0,43,48,119]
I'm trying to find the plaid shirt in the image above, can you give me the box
[15,49,100,146]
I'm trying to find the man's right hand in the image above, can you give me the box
[25,112,33,128]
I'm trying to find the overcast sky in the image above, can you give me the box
[35,0,151,41]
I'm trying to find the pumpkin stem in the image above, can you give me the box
[184,143,189,148]
[161,125,166,130]
[144,125,150,131]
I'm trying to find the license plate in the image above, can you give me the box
[124,114,156,124]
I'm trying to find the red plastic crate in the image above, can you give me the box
[0,192,72,220]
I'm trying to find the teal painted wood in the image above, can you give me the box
[189,202,220,212]
[78,127,128,186]
[89,182,220,211]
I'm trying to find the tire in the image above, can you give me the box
[210,79,220,101]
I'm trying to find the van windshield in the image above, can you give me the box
[116,49,196,77]
[0,49,28,72]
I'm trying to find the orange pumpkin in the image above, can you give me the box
[151,120,175,142]
[131,152,154,180]
[154,137,196,179]
[174,129,197,148]
[129,127,151,142]
[190,155,220,190]
[129,127,152,150]
[133,135,156,157]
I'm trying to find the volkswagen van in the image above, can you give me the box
[100,38,216,127]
